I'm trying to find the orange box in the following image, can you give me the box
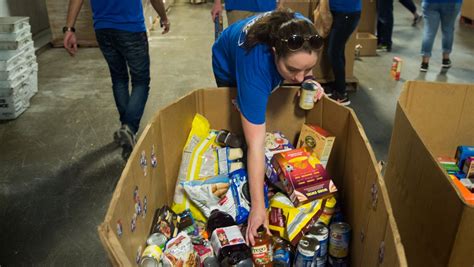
[271,148,337,207]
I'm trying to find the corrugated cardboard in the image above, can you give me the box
[356,32,377,56]
[359,0,376,33]
[385,81,474,267]
[98,87,407,266]
[461,0,474,20]
[281,0,317,21]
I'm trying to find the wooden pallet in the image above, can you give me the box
[460,16,474,28]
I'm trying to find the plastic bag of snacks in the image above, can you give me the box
[172,114,221,221]
[162,232,198,267]
[268,193,336,245]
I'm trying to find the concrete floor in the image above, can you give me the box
[0,2,473,265]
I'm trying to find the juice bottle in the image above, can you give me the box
[251,225,273,266]
[206,210,252,265]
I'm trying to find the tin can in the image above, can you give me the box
[315,255,327,267]
[203,256,220,267]
[294,236,320,267]
[273,237,292,267]
[146,232,167,249]
[329,222,351,258]
[299,82,317,110]
[140,245,162,267]
[328,255,348,267]
[307,224,329,257]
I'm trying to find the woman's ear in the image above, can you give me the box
[271,47,276,54]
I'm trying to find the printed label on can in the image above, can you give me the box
[252,244,272,264]
[210,225,246,254]
[329,223,351,258]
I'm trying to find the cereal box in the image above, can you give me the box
[297,124,335,167]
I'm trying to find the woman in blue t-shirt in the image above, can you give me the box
[212,10,324,245]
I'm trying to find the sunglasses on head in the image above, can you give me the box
[280,34,324,51]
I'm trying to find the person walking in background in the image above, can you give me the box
[327,0,361,105]
[399,0,422,26]
[377,0,394,52]
[211,0,281,26]
[64,0,170,160]
[419,0,462,72]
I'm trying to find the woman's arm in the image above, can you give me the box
[241,114,268,245]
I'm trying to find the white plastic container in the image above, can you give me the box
[0,25,31,41]
[0,41,34,71]
[0,55,36,80]
[0,32,32,50]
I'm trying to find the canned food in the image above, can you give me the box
[299,82,318,110]
[294,236,320,267]
[329,222,351,258]
[328,255,348,267]
[146,232,167,249]
[140,245,162,267]
[307,224,329,257]
[315,255,327,267]
[273,236,292,267]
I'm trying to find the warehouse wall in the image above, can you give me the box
[0,0,50,36]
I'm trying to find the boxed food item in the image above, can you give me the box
[297,124,335,167]
[463,157,474,178]
[271,148,336,206]
[264,132,294,185]
[455,145,474,170]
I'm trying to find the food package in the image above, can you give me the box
[150,206,180,240]
[297,124,335,167]
[264,132,294,185]
[228,169,251,224]
[272,148,337,207]
[163,232,198,267]
[268,193,336,246]
[172,114,221,221]
[182,175,236,219]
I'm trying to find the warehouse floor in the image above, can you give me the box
[0,2,473,265]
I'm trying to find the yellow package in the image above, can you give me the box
[172,114,220,221]
[268,192,336,246]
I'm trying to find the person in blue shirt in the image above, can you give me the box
[419,0,462,72]
[212,10,324,245]
[63,0,170,160]
[327,0,361,105]
[211,0,281,26]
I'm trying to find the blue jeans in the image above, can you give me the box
[421,2,461,57]
[327,11,360,95]
[377,0,394,47]
[95,29,150,134]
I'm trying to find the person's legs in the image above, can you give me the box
[420,3,441,62]
[377,0,394,49]
[115,31,150,135]
[399,0,417,14]
[327,11,360,104]
[439,3,461,63]
[95,29,130,128]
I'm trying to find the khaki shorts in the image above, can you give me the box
[226,10,257,26]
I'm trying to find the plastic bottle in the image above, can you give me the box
[206,210,252,264]
[251,225,273,266]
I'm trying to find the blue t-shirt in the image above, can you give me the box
[212,12,309,125]
[422,0,461,3]
[90,0,146,32]
[225,0,277,12]
[329,0,361,12]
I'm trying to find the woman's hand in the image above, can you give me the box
[246,205,270,246]
[303,79,325,102]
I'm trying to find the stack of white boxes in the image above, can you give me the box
[0,17,38,120]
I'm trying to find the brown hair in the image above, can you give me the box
[243,9,319,58]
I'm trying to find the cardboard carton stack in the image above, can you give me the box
[356,0,377,56]
[0,17,38,120]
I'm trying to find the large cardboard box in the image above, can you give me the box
[356,32,377,57]
[385,81,474,267]
[461,0,474,20]
[281,0,316,21]
[98,86,406,266]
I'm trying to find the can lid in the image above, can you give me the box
[301,82,317,91]
[257,225,266,234]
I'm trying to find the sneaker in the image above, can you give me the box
[113,129,121,145]
[117,125,136,160]
[420,62,429,72]
[331,92,351,106]
[323,87,333,97]
[376,44,392,52]
[412,13,422,26]
[442,58,451,68]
